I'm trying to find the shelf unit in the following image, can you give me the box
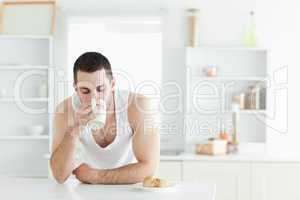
[0,35,53,177]
[185,46,268,144]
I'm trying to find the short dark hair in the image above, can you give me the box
[73,52,113,83]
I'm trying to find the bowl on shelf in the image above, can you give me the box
[0,89,7,99]
[26,125,45,136]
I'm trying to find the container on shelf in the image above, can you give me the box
[259,87,266,110]
[204,65,218,77]
[232,93,246,109]
[0,89,7,98]
[231,81,267,111]
[231,103,239,144]
[253,84,261,110]
[187,8,200,47]
[244,86,254,109]
[244,10,258,47]
[239,93,246,109]
[26,125,45,136]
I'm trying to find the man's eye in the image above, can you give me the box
[81,89,90,94]
[96,86,104,92]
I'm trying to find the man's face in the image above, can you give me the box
[74,69,114,105]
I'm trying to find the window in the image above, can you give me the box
[67,17,162,95]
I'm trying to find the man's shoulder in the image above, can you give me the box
[127,91,149,109]
[54,96,73,115]
[127,91,154,119]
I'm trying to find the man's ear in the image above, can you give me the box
[111,77,116,91]
[73,82,77,92]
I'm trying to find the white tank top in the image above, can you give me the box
[74,89,137,170]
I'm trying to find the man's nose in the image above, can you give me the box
[91,90,96,97]
[91,90,100,100]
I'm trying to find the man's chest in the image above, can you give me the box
[92,116,117,148]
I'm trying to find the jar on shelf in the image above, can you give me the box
[232,93,245,109]
[245,86,253,109]
[204,65,218,77]
[239,93,246,109]
[253,84,261,110]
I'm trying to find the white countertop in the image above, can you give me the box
[0,177,216,200]
[160,143,300,163]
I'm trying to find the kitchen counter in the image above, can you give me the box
[0,177,216,200]
[160,143,300,163]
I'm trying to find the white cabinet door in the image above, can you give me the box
[252,163,300,200]
[156,161,182,181]
[182,161,251,200]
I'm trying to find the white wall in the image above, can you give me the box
[55,0,298,153]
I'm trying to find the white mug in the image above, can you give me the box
[71,94,107,131]
[88,98,106,131]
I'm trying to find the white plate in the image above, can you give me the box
[133,182,178,192]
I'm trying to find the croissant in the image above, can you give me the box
[143,176,168,188]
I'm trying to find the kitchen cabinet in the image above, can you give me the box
[252,163,300,200]
[182,161,251,200]
[159,149,300,200]
[156,157,300,200]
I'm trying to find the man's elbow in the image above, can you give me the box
[54,174,68,184]
[50,166,67,184]
[50,156,69,184]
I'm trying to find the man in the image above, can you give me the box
[50,52,160,184]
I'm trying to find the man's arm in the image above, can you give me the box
[50,100,79,183]
[73,94,160,184]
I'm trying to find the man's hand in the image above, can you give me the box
[71,104,96,138]
[72,163,99,184]
[74,104,94,127]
